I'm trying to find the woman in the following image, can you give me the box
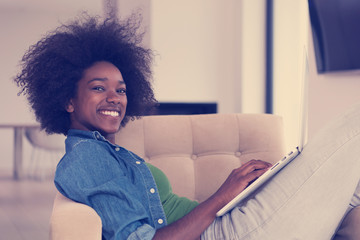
[15,15,360,239]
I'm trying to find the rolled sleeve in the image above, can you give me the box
[127,224,156,240]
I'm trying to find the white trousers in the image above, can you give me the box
[202,103,360,240]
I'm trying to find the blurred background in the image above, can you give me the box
[1,0,360,239]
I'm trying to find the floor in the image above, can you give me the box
[0,172,56,240]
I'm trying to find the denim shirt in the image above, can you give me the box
[54,129,167,240]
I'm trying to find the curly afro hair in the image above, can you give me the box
[14,14,157,135]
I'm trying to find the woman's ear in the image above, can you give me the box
[66,100,74,113]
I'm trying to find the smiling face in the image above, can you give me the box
[66,61,127,143]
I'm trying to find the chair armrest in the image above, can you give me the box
[50,192,102,240]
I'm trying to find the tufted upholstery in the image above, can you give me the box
[115,113,285,202]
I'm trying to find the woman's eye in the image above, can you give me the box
[93,86,105,91]
[117,88,127,95]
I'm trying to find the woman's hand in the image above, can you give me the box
[153,159,272,240]
[212,160,272,208]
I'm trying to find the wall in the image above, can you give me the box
[116,0,266,114]
[239,1,266,114]
[150,0,265,114]
[307,32,360,138]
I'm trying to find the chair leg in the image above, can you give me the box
[27,147,37,180]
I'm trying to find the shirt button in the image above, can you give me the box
[115,147,120,151]
[135,161,141,165]
[158,219,164,224]
[150,188,155,194]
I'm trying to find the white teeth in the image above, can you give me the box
[100,110,119,117]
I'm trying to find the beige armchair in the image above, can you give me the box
[49,113,359,239]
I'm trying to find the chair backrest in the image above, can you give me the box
[116,113,285,202]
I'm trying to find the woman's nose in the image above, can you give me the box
[106,91,121,104]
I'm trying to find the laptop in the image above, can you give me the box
[216,48,309,217]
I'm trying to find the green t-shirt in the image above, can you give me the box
[146,163,199,224]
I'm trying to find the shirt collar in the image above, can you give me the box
[67,129,116,145]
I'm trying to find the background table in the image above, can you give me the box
[0,124,39,180]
